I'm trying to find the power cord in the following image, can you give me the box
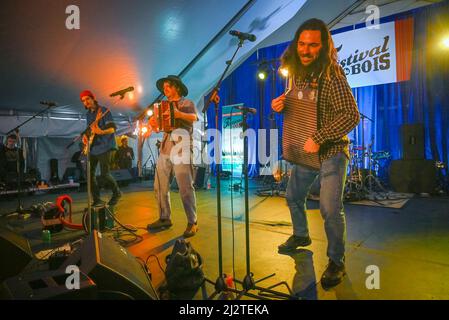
[103,206,143,246]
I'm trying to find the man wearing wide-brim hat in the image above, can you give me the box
[147,75,199,238]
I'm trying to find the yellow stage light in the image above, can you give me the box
[442,36,449,49]
[280,67,289,77]
[258,71,267,80]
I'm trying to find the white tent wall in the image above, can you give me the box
[34,134,161,182]
[1,113,137,182]
[35,134,148,182]
[37,137,79,181]
[141,134,162,172]
[0,116,86,138]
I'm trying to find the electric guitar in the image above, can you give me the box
[82,109,110,155]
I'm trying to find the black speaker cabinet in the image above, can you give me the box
[0,227,33,281]
[0,269,97,300]
[110,169,132,182]
[50,158,60,183]
[401,123,425,160]
[98,169,133,187]
[61,231,158,300]
[63,167,82,183]
[389,159,437,193]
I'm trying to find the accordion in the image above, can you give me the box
[153,100,179,133]
[282,82,321,170]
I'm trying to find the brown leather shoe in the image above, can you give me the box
[147,219,173,230]
[183,222,198,238]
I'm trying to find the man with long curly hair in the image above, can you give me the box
[272,19,360,288]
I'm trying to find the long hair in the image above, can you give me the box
[281,18,342,80]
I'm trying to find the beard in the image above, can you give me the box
[297,56,323,80]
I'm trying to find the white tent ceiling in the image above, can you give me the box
[0,0,308,118]
[0,0,439,137]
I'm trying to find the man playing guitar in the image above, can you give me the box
[80,90,122,206]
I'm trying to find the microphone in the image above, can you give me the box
[110,87,134,99]
[235,106,257,114]
[40,101,57,107]
[229,30,256,42]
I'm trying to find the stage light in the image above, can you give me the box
[442,36,449,49]
[258,71,267,80]
[146,109,153,117]
[137,85,143,93]
[141,126,148,135]
[279,67,289,77]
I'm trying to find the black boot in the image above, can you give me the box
[278,235,312,253]
[321,259,346,289]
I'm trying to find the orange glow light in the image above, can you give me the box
[442,36,449,49]
[279,67,289,77]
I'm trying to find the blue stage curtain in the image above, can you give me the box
[206,1,449,178]
[352,1,449,176]
[205,44,289,177]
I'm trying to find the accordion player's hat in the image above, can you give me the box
[156,75,188,97]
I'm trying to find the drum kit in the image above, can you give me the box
[256,160,290,197]
[345,139,391,201]
[345,111,392,201]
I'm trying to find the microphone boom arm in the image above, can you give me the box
[202,38,245,114]
[6,103,57,136]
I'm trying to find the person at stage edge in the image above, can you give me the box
[115,136,134,170]
[80,90,122,206]
[0,134,24,184]
[271,19,360,288]
[147,75,199,238]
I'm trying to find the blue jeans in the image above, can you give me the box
[285,152,348,265]
[154,153,197,224]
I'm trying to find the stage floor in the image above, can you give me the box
[1,179,449,300]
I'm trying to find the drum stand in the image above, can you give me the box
[345,111,389,201]
[363,142,388,196]
[256,158,288,198]
[344,147,366,201]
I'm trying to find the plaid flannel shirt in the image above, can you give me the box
[298,70,360,163]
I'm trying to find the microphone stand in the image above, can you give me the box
[357,112,386,197]
[233,107,295,300]
[143,141,157,179]
[202,38,249,299]
[358,111,373,170]
[201,39,295,300]
[5,103,57,215]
